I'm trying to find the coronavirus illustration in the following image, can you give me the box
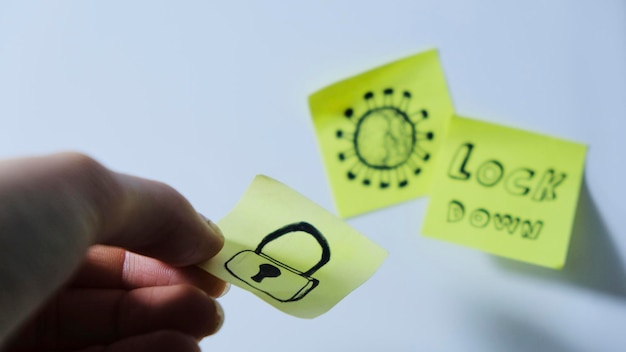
[335,88,433,189]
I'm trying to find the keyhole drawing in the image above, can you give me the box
[251,263,282,283]
[336,88,434,189]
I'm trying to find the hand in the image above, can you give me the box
[0,153,227,351]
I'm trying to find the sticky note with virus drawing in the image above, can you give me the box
[422,116,587,269]
[200,175,387,319]
[309,49,454,217]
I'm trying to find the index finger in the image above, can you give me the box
[71,245,228,298]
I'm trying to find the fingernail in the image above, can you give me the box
[213,300,225,334]
[198,213,224,239]
[206,220,224,240]
[219,283,231,298]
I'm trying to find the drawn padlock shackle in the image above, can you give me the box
[225,221,331,303]
[256,222,330,276]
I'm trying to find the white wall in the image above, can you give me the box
[0,1,624,351]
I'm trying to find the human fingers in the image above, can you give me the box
[75,331,201,352]
[0,152,223,342]
[6,285,222,351]
[70,245,228,298]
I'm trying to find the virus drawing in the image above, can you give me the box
[335,88,434,189]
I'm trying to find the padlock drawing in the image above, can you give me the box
[224,221,331,303]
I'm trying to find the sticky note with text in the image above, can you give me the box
[422,116,587,268]
[200,175,387,318]
[309,49,455,217]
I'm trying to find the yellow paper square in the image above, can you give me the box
[309,49,454,217]
[422,116,587,269]
[200,175,387,318]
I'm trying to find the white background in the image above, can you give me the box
[1,1,625,351]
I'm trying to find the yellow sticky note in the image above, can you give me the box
[309,49,454,217]
[422,116,587,268]
[200,175,387,318]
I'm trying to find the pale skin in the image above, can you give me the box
[0,153,227,352]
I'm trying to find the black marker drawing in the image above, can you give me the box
[336,88,434,189]
[448,142,567,201]
[447,199,543,239]
[225,222,331,303]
